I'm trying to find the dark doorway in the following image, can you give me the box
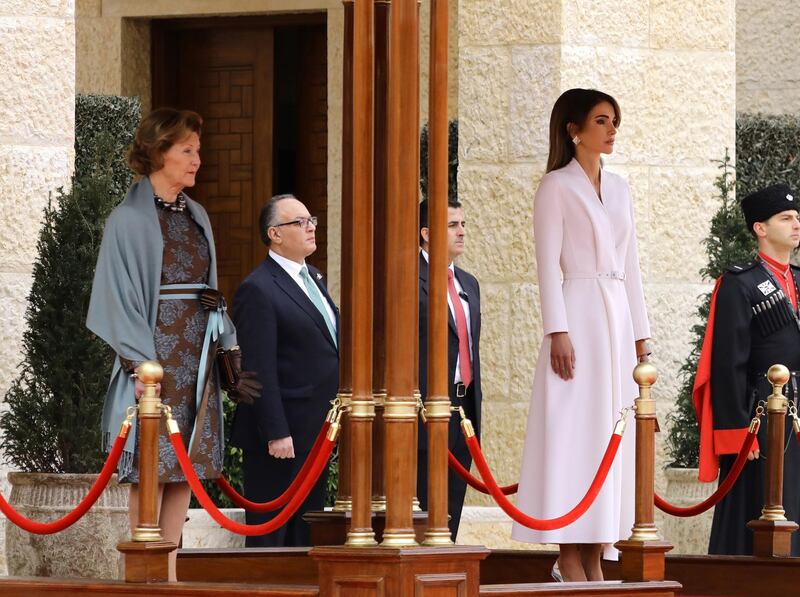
[152,15,328,307]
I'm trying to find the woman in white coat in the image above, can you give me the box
[512,89,651,582]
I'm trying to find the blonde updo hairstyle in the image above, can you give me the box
[127,108,203,176]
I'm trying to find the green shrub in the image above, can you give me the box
[420,119,458,201]
[0,95,140,473]
[736,112,800,197]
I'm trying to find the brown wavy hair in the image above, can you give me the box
[546,88,620,173]
[127,108,203,176]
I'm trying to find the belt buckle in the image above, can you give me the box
[455,383,466,398]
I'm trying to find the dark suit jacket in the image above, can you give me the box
[418,252,482,446]
[230,256,339,454]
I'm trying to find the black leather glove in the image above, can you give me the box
[228,370,262,405]
[219,348,262,405]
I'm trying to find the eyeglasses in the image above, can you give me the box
[272,216,318,230]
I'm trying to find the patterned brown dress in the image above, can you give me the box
[120,196,224,483]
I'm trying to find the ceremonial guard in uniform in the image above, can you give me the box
[694,183,800,555]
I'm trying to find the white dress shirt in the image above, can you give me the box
[421,249,472,384]
[269,250,337,328]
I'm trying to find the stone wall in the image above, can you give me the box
[737,0,800,115]
[0,0,76,573]
[456,0,736,551]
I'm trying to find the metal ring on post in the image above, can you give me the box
[423,400,451,420]
[350,400,376,420]
[382,400,419,420]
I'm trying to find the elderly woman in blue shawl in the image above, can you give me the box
[87,108,259,581]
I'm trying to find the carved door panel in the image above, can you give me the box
[161,27,274,309]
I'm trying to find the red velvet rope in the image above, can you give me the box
[467,432,622,531]
[0,427,129,535]
[169,428,335,536]
[448,450,518,495]
[655,429,758,517]
[215,420,332,512]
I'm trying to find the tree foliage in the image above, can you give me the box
[666,110,800,467]
[0,95,140,472]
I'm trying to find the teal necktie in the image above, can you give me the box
[300,266,338,347]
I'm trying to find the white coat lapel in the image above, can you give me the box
[566,159,617,272]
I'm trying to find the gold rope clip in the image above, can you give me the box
[755,400,767,419]
[416,396,428,423]
[120,406,138,437]
[326,397,342,423]
[160,404,180,434]
[327,405,345,441]
[749,417,761,434]
[452,405,466,420]
[789,400,800,434]
[613,407,632,436]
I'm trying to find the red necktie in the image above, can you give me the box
[447,269,472,387]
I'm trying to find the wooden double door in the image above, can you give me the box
[153,16,328,308]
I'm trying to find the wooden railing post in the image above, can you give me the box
[381,0,421,548]
[747,364,799,556]
[117,361,175,583]
[344,0,377,548]
[421,0,452,547]
[370,0,391,515]
[333,0,355,516]
[616,363,672,582]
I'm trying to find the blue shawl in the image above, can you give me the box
[86,176,235,476]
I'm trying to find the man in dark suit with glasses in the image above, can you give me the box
[231,193,339,547]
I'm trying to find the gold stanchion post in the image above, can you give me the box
[117,361,176,583]
[615,362,673,581]
[747,364,799,556]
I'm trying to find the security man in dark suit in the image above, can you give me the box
[231,194,339,547]
[694,184,800,555]
[417,198,482,540]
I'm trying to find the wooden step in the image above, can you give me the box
[483,550,800,596]
[480,581,681,596]
[178,547,316,585]
[0,577,318,597]
[175,546,800,595]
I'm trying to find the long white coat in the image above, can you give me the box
[511,158,650,559]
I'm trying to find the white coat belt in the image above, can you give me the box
[563,271,626,281]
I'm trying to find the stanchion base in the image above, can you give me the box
[615,539,673,582]
[747,518,799,557]
[117,540,176,583]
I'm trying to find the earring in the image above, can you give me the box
[572,136,580,145]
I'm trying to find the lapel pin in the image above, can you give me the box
[316,273,323,281]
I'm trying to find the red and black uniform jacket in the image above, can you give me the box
[693,261,800,481]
